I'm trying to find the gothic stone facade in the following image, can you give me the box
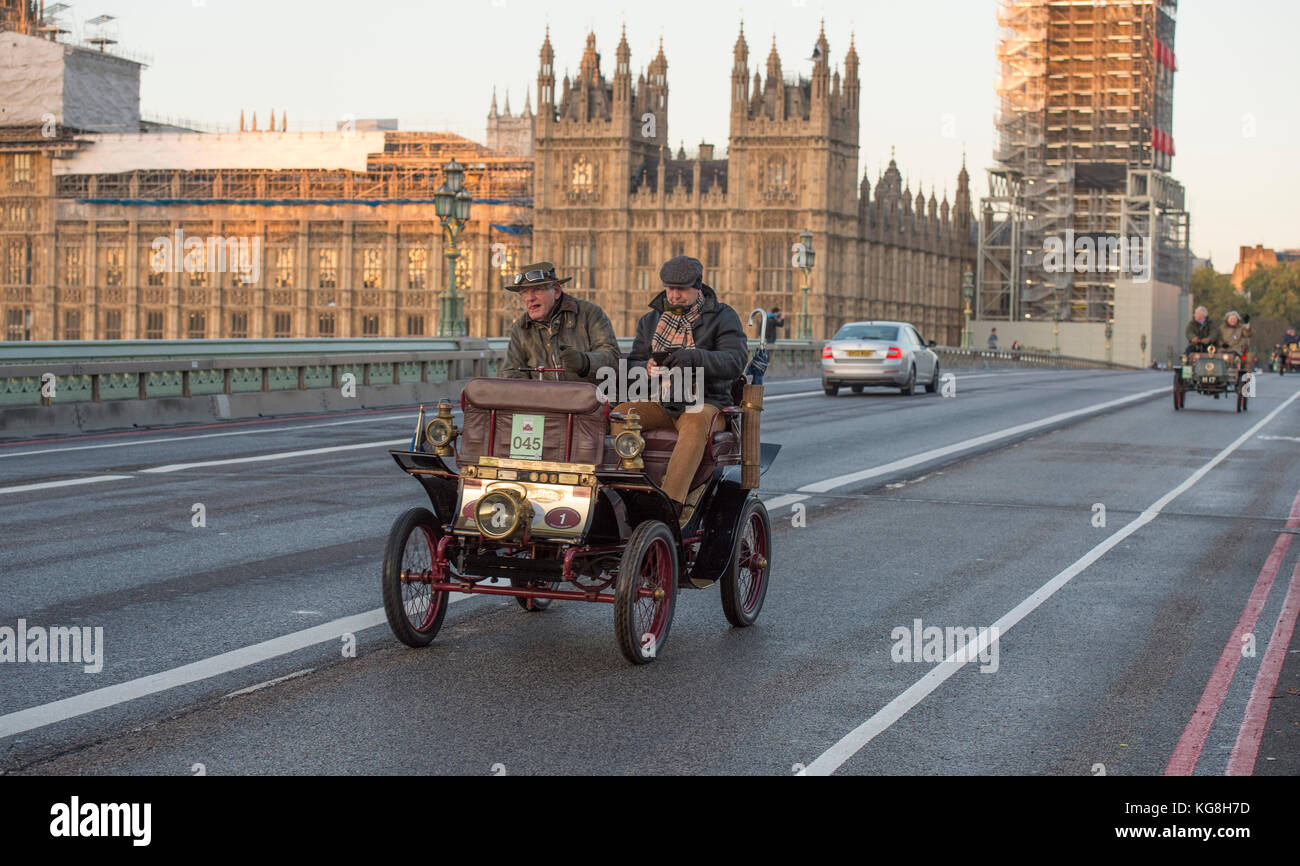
[531,26,975,343]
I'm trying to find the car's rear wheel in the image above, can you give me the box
[850,384,864,394]
[720,498,771,628]
[381,507,449,648]
[899,366,916,396]
[925,363,941,393]
[823,382,839,396]
[614,520,677,664]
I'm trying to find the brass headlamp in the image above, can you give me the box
[614,408,646,470]
[474,486,533,540]
[424,399,459,456]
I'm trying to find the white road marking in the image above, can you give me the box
[0,414,417,459]
[0,474,132,496]
[0,594,474,740]
[139,439,409,473]
[1259,435,1300,443]
[800,386,1300,775]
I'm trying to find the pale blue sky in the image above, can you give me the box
[61,0,1299,269]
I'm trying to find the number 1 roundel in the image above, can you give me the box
[544,507,580,529]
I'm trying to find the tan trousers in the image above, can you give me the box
[611,401,720,504]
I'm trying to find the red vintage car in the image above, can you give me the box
[381,377,778,664]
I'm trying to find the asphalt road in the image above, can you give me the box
[2,367,1299,776]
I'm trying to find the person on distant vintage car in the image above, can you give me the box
[502,261,619,383]
[1284,327,1299,349]
[1185,306,1215,355]
[1217,310,1251,359]
[611,255,747,525]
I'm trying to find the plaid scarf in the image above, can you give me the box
[652,294,703,352]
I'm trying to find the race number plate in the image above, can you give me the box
[510,414,544,460]
[1182,365,1192,378]
[845,350,874,357]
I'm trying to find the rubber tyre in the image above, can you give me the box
[512,577,557,611]
[850,384,864,394]
[899,366,916,396]
[381,507,449,648]
[720,498,772,628]
[925,363,941,394]
[823,382,839,396]
[614,520,678,664]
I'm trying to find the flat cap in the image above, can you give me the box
[659,255,703,289]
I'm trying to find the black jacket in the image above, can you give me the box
[629,284,748,413]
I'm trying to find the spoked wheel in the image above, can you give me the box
[381,507,449,647]
[1172,371,1185,411]
[899,366,916,396]
[720,498,771,628]
[512,577,559,611]
[614,520,677,664]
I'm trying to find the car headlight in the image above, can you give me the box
[615,408,646,470]
[474,488,532,540]
[423,399,458,456]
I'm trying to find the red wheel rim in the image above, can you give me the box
[735,511,768,615]
[400,525,443,631]
[633,537,672,650]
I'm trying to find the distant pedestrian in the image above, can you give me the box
[987,328,998,350]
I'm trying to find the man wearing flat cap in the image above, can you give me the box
[502,261,619,383]
[612,254,748,525]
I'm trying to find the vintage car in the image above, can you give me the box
[1283,344,1300,375]
[1173,344,1251,412]
[381,377,778,664]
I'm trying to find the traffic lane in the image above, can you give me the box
[807,397,1300,775]
[756,369,1164,498]
[14,380,1281,774]
[0,370,1087,486]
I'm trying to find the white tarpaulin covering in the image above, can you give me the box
[54,131,388,175]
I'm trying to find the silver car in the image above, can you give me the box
[821,320,941,396]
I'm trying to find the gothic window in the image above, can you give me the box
[103,310,123,340]
[186,311,206,340]
[273,312,293,338]
[63,310,81,340]
[361,314,380,336]
[407,247,427,289]
[571,157,594,194]
[406,315,425,336]
[230,312,249,338]
[317,249,338,289]
[102,246,125,288]
[361,248,383,289]
[274,248,294,288]
[144,310,164,340]
[317,313,335,337]
[61,246,83,287]
[766,156,787,191]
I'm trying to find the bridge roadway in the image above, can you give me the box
[2,368,1299,775]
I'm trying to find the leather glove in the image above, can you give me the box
[664,348,702,369]
[1242,313,1251,324]
[558,345,589,376]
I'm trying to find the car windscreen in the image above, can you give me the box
[832,324,899,342]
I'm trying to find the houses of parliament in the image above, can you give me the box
[0,8,974,343]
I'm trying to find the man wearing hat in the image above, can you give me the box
[502,261,619,383]
[612,254,747,525]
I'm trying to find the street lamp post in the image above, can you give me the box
[960,266,974,349]
[434,160,472,337]
[794,228,816,340]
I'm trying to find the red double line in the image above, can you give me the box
[1164,486,1300,775]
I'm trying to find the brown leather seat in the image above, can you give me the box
[458,378,607,465]
[604,424,740,488]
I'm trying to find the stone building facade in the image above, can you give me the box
[531,25,974,342]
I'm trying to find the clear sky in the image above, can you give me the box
[58,0,1299,269]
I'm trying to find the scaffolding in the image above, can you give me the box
[978,0,1185,324]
